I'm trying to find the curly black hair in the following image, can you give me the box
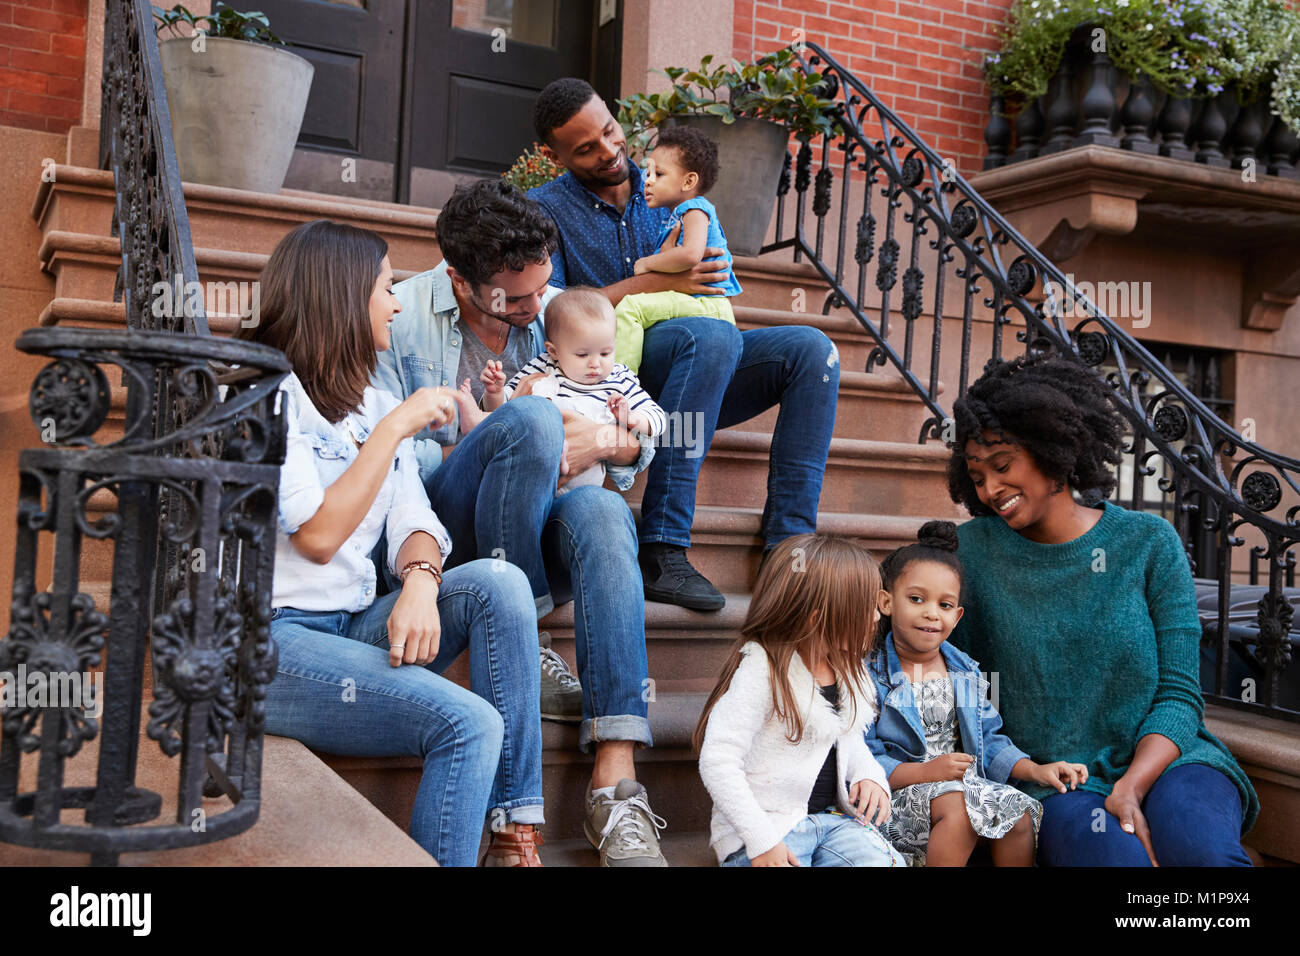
[533,77,599,145]
[880,520,964,592]
[946,354,1126,517]
[653,125,720,194]
[434,178,558,288]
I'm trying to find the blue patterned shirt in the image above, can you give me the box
[529,160,671,289]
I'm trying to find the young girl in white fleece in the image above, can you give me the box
[694,534,905,867]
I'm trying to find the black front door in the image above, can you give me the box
[258,0,614,207]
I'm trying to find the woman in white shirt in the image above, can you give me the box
[239,220,544,867]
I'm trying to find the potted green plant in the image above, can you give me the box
[154,3,314,193]
[618,49,840,256]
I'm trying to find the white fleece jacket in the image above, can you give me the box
[698,641,892,864]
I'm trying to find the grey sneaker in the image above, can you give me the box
[584,778,668,867]
[539,631,582,724]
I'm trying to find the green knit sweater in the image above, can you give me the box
[951,500,1258,833]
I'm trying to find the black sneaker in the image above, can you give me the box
[639,543,725,611]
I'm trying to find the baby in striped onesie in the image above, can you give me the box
[471,286,667,492]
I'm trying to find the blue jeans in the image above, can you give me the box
[424,396,652,752]
[1037,764,1253,866]
[721,812,906,867]
[637,319,840,549]
[264,559,543,867]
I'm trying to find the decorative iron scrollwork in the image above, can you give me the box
[1242,471,1282,512]
[1153,404,1189,443]
[30,359,110,442]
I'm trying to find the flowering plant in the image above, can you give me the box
[501,142,564,191]
[985,0,1300,129]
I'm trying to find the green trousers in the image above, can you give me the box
[614,291,736,374]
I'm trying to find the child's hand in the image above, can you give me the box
[849,779,892,825]
[928,753,975,782]
[750,842,800,867]
[480,360,506,395]
[607,392,630,426]
[1031,760,1089,793]
[633,256,652,276]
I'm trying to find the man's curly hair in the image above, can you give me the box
[653,125,720,194]
[434,178,557,288]
[946,354,1127,516]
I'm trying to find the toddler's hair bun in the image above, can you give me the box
[917,520,959,553]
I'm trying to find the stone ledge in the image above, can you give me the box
[1205,703,1300,864]
[0,729,433,867]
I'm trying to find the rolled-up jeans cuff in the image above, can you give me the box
[492,800,545,827]
[578,715,653,754]
[535,593,555,620]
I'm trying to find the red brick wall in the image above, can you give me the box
[0,0,88,133]
[733,0,1013,176]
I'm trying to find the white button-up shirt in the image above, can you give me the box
[273,371,452,613]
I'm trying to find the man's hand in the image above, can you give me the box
[557,409,635,488]
[677,248,729,295]
[511,372,547,397]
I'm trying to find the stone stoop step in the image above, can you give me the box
[0,711,434,866]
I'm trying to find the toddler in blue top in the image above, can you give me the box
[863,520,1088,866]
[615,124,740,373]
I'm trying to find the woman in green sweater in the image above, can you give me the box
[945,354,1256,866]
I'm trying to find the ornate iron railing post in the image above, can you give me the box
[760,41,1300,721]
[0,0,293,862]
[0,330,289,864]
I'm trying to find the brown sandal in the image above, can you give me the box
[481,824,545,867]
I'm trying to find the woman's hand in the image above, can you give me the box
[849,779,892,825]
[1106,783,1158,866]
[1030,760,1089,793]
[751,842,800,867]
[928,752,974,782]
[382,386,457,440]
[386,572,441,667]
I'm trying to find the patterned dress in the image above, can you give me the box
[882,677,1042,866]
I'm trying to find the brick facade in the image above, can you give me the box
[733,0,1013,176]
[0,0,88,133]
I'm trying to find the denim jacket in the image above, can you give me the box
[372,261,654,489]
[863,632,1029,785]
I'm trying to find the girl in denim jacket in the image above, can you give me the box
[864,521,1087,866]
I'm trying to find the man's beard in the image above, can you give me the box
[574,150,629,189]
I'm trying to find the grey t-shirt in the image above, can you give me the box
[456,321,538,438]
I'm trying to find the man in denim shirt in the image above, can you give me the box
[529,79,840,612]
[373,179,669,866]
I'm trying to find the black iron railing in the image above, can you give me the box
[767,41,1299,721]
[0,0,288,864]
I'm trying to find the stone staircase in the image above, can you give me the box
[28,165,1298,866]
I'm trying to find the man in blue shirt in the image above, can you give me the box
[529,78,840,611]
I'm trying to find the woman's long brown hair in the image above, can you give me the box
[237,219,389,423]
[692,534,883,751]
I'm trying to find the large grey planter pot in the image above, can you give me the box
[666,114,790,257]
[159,36,314,193]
